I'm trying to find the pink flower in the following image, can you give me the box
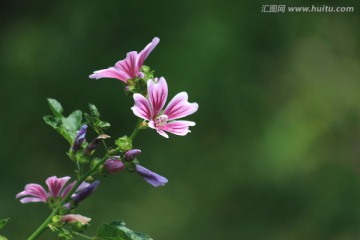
[89,37,160,83]
[62,214,91,225]
[16,176,90,204]
[131,77,199,138]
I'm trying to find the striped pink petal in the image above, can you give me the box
[148,77,168,116]
[115,51,139,79]
[46,176,71,198]
[137,37,160,70]
[160,120,196,136]
[16,183,48,203]
[163,92,198,121]
[89,67,129,83]
[131,93,153,121]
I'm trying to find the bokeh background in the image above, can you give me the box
[1,1,360,239]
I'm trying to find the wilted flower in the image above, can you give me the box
[135,165,168,187]
[89,37,160,83]
[124,149,141,162]
[104,157,125,174]
[131,77,198,138]
[84,134,110,155]
[62,214,91,225]
[16,176,90,204]
[72,125,88,151]
[72,181,100,205]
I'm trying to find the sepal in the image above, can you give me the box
[115,136,133,151]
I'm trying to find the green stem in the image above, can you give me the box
[129,119,143,140]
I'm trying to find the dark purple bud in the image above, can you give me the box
[72,125,88,151]
[84,134,110,155]
[124,149,141,162]
[72,181,100,205]
[135,165,168,187]
[104,158,125,174]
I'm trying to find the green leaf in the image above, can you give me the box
[62,110,82,138]
[43,99,83,144]
[47,98,64,118]
[85,104,111,134]
[95,220,153,240]
[89,104,100,118]
[0,235,8,240]
[115,136,132,151]
[0,219,9,230]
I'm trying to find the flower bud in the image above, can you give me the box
[72,181,99,205]
[84,134,110,155]
[104,158,125,174]
[62,214,91,225]
[72,125,88,151]
[135,165,168,187]
[124,149,141,162]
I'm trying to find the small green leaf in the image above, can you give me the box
[89,104,100,117]
[0,235,8,240]
[0,219,9,230]
[85,104,111,134]
[95,220,152,240]
[97,121,111,129]
[47,98,64,117]
[115,136,132,151]
[43,115,59,128]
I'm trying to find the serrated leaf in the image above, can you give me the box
[0,219,9,230]
[95,220,152,240]
[47,98,63,118]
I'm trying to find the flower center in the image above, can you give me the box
[155,114,168,127]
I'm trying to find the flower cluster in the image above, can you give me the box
[15,37,198,240]
[90,37,199,138]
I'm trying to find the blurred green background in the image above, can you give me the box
[1,1,360,239]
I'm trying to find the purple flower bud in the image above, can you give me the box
[72,125,88,151]
[104,158,125,174]
[72,181,99,205]
[124,149,141,162]
[84,134,110,155]
[135,165,168,187]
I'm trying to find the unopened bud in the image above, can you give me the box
[104,158,125,174]
[124,149,141,162]
[135,165,168,187]
[72,181,100,205]
[72,125,88,151]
